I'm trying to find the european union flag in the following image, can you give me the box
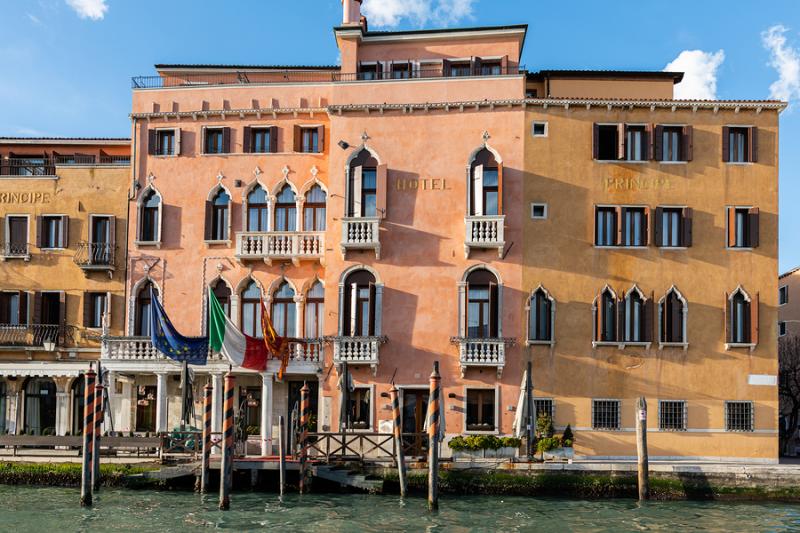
[149,288,209,365]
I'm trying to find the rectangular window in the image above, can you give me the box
[780,321,787,337]
[531,122,547,137]
[358,63,382,81]
[729,207,759,248]
[301,127,319,153]
[625,125,647,161]
[361,169,377,217]
[449,62,472,77]
[592,399,620,430]
[726,127,751,163]
[390,62,411,79]
[85,292,107,328]
[466,389,496,432]
[204,128,228,154]
[40,216,63,249]
[779,286,788,306]
[156,130,175,156]
[7,216,28,255]
[534,398,554,422]
[0,292,22,325]
[250,128,273,153]
[622,207,647,246]
[595,207,617,246]
[530,203,547,219]
[660,208,683,247]
[595,125,619,161]
[480,61,502,75]
[725,401,754,432]
[347,387,371,430]
[658,400,686,431]
[661,126,682,162]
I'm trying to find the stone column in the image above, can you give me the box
[267,195,276,232]
[295,198,305,233]
[53,377,71,437]
[155,372,168,432]
[261,372,274,456]
[211,372,223,454]
[6,379,20,435]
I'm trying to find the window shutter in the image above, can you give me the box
[722,126,730,162]
[749,127,758,163]
[35,216,43,248]
[614,207,623,246]
[442,59,451,77]
[592,123,600,160]
[243,126,252,153]
[33,292,42,324]
[682,208,693,247]
[644,124,653,160]
[489,282,499,338]
[683,126,693,161]
[106,291,112,328]
[617,124,626,160]
[201,126,207,154]
[60,216,69,248]
[727,207,736,247]
[368,283,377,336]
[18,291,28,325]
[654,125,664,161]
[643,208,650,245]
[724,292,730,343]
[269,126,279,153]
[175,128,182,155]
[204,201,213,240]
[83,292,92,327]
[109,216,116,248]
[59,291,66,326]
[352,166,363,217]
[497,161,504,215]
[349,283,357,336]
[222,127,231,153]
[472,56,482,76]
[594,293,603,342]
[501,55,509,73]
[316,125,325,152]
[616,295,625,342]
[748,207,760,248]
[376,164,388,219]
[147,130,156,156]
[293,125,302,152]
[751,292,759,345]
[472,165,484,216]
[644,292,654,342]
[654,207,663,246]
[671,295,683,343]
[0,216,4,247]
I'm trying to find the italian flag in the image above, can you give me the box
[208,290,269,371]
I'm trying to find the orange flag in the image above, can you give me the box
[260,297,301,380]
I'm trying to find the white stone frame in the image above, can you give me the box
[135,185,163,247]
[621,284,650,348]
[337,264,384,336]
[2,214,32,260]
[241,179,271,232]
[206,183,233,243]
[299,177,328,232]
[462,385,500,435]
[525,284,555,346]
[458,263,504,338]
[658,285,688,350]
[592,284,619,348]
[344,145,382,218]
[342,382,376,433]
[726,285,756,351]
[202,275,233,334]
[465,141,503,217]
[127,276,163,336]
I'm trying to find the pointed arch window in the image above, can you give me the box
[247,186,269,232]
[594,287,618,343]
[727,288,758,346]
[466,269,499,339]
[274,185,297,232]
[622,287,652,343]
[347,149,386,218]
[527,287,554,343]
[139,189,161,242]
[205,188,231,241]
[660,288,687,344]
[241,280,262,338]
[305,281,324,338]
[271,281,296,338]
[206,280,231,334]
[342,270,377,336]
[304,185,327,231]
[469,149,503,216]
[134,281,159,336]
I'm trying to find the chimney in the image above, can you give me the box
[341,0,363,26]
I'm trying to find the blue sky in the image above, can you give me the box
[1,0,798,272]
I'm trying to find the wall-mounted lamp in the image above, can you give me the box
[338,140,350,150]
[448,393,457,399]
[380,392,390,399]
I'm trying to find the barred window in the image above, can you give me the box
[592,399,620,430]
[658,400,686,431]
[534,399,554,421]
[725,401,754,432]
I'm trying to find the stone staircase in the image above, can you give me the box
[312,464,384,493]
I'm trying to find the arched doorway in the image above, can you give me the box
[23,377,56,435]
[71,376,85,436]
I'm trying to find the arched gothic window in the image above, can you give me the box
[134,281,159,336]
[240,280,262,338]
[139,189,161,242]
[274,185,297,232]
[247,186,269,232]
[466,269,499,339]
[271,281,296,337]
[527,287,554,343]
[304,185,327,231]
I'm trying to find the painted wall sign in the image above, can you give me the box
[604,177,672,193]
[395,178,451,191]
[0,192,52,204]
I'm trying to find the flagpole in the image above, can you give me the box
[181,360,189,431]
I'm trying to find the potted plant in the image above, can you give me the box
[448,435,522,460]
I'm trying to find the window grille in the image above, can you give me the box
[592,399,620,430]
[658,400,686,431]
[725,401,754,432]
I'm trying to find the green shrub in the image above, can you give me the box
[562,424,574,443]
[536,437,561,453]
[448,435,523,451]
[536,414,554,438]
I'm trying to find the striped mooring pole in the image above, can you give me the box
[219,371,235,510]
[427,361,441,511]
[299,382,310,494]
[80,367,96,507]
[200,381,213,493]
[389,385,407,498]
[92,380,104,491]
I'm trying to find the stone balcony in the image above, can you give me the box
[331,336,386,375]
[464,215,505,259]
[452,337,511,378]
[340,217,380,260]
[235,231,324,265]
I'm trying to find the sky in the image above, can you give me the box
[1,0,799,272]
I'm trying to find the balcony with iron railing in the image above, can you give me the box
[331,336,386,375]
[131,66,525,90]
[0,156,131,177]
[0,324,77,349]
[235,232,324,265]
[464,215,505,259]
[0,242,30,261]
[341,217,380,260]
[74,242,116,274]
[451,337,513,378]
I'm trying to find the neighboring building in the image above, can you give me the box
[0,138,130,436]
[779,268,800,340]
[101,0,784,461]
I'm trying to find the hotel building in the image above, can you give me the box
[101,0,783,461]
[0,138,130,436]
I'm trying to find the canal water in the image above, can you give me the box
[3,486,800,532]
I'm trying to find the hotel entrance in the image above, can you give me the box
[402,389,429,457]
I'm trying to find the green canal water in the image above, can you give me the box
[3,486,800,532]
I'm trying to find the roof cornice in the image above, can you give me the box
[0,138,130,145]
[130,107,328,120]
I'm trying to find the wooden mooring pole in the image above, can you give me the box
[278,415,286,498]
[636,396,650,501]
[200,381,212,493]
[389,385,407,498]
[80,367,96,507]
[299,383,310,494]
[92,380,104,491]
[427,361,441,511]
[219,371,235,510]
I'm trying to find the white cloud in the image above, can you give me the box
[762,25,800,103]
[664,50,725,100]
[361,0,475,28]
[65,0,108,21]
[27,13,42,24]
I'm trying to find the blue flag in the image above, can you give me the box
[149,288,209,365]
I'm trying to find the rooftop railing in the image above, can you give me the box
[131,66,525,89]
[0,156,130,176]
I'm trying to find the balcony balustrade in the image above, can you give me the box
[331,336,385,375]
[74,242,116,275]
[464,215,505,258]
[0,324,76,349]
[0,156,130,177]
[340,217,380,259]
[236,231,324,265]
[0,242,30,261]
[452,337,509,378]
